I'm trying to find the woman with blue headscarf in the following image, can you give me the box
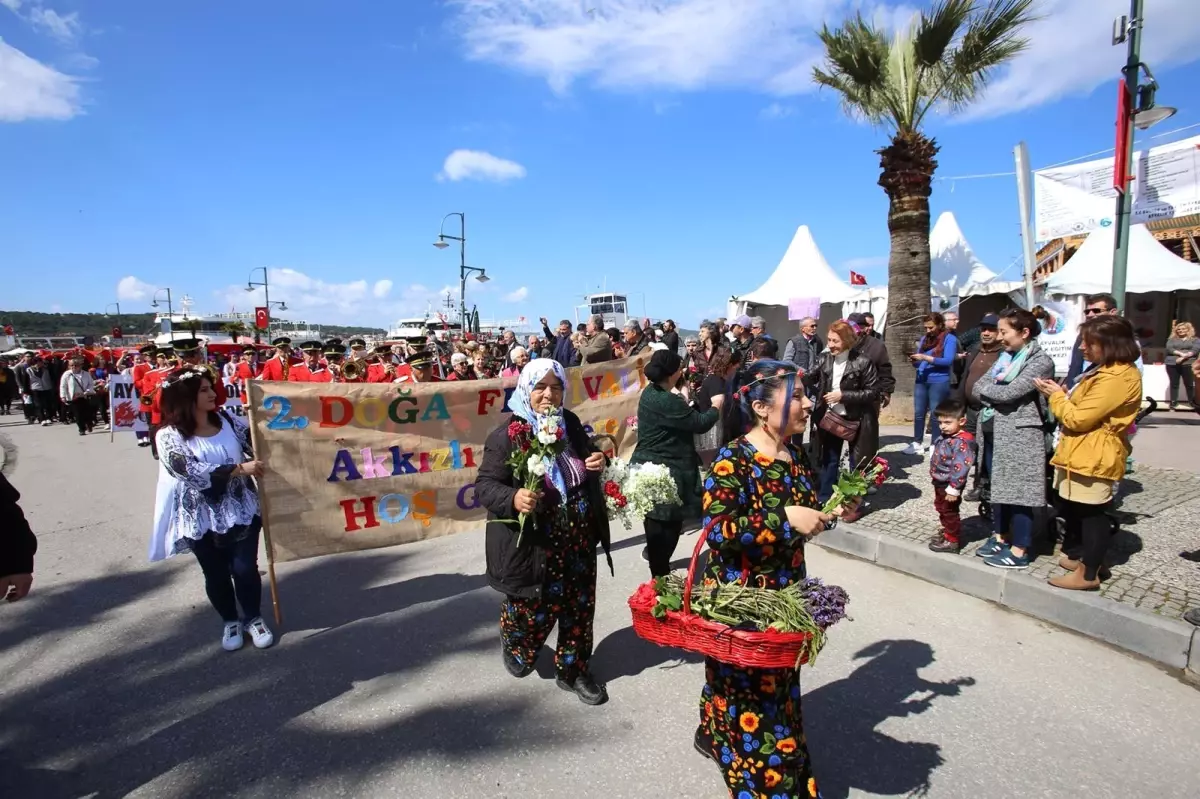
[478,358,613,706]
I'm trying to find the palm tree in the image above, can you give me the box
[220,321,248,341]
[813,0,1035,413]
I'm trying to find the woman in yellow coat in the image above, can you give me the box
[1034,315,1142,591]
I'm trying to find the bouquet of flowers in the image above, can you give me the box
[638,574,850,666]
[503,412,567,545]
[820,455,889,515]
[601,457,682,530]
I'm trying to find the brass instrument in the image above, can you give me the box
[281,356,291,381]
[341,359,365,382]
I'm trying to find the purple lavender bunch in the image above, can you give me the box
[800,577,850,630]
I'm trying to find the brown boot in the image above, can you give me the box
[1059,556,1081,570]
[1048,565,1101,591]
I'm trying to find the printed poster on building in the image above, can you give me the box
[247,357,647,563]
[1033,134,1200,241]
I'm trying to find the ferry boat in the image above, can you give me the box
[148,297,317,354]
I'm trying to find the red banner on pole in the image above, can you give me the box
[255,307,270,329]
[1113,78,1133,193]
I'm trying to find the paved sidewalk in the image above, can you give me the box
[861,419,1200,622]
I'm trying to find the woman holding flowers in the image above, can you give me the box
[698,359,834,798]
[631,349,723,577]
[478,359,614,706]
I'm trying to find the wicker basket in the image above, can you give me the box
[627,515,814,670]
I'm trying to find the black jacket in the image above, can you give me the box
[0,474,37,578]
[477,408,612,599]
[805,350,882,464]
[660,329,680,354]
[853,335,895,397]
[784,333,823,374]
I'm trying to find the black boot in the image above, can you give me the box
[556,672,608,705]
[502,647,535,679]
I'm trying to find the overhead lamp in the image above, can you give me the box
[432,238,450,250]
[475,273,490,283]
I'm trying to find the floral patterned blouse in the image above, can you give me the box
[701,437,819,588]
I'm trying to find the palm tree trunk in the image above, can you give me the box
[878,130,939,421]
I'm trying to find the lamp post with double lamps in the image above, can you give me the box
[245,267,288,338]
[433,212,490,329]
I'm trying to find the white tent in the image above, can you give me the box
[736,225,858,307]
[930,211,1019,299]
[1043,222,1200,294]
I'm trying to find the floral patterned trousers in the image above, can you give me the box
[500,499,597,680]
[698,658,821,799]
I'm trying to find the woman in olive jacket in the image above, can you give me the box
[630,349,722,577]
[805,320,881,507]
[477,359,613,706]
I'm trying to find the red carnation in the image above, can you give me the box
[520,440,531,452]
[556,427,564,440]
[507,420,524,440]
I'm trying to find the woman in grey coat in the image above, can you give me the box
[971,308,1055,571]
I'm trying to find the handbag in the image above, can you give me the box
[818,410,860,441]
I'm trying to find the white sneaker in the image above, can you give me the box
[222,621,244,651]
[245,617,274,649]
[40,420,51,427]
[901,441,923,455]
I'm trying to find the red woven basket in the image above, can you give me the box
[627,515,813,670]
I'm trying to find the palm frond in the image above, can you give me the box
[812,14,894,123]
[913,0,973,68]
[954,0,1036,76]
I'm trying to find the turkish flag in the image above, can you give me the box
[255,307,270,329]
[2,324,13,335]
[849,271,867,286]
[111,326,123,339]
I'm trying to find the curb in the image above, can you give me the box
[813,522,1200,679]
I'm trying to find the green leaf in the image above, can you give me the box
[763,495,781,508]
[709,503,726,514]
[759,742,777,755]
[763,732,777,746]
[766,512,780,529]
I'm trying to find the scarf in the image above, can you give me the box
[509,359,570,500]
[920,330,948,359]
[978,344,1033,425]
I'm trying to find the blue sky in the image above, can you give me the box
[2,0,1199,329]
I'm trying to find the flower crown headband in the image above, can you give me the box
[735,366,804,396]
[162,368,205,387]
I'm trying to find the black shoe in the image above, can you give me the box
[79,430,86,436]
[929,538,961,554]
[964,486,981,502]
[641,547,650,562]
[556,672,608,705]
[694,730,715,761]
[502,648,535,679]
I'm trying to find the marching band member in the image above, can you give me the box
[233,346,260,389]
[393,351,440,384]
[347,337,368,362]
[173,338,228,406]
[367,343,398,383]
[257,337,293,381]
[308,342,342,383]
[141,345,176,459]
[289,341,324,382]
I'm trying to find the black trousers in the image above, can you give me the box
[69,398,92,433]
[644,518,684,577]
[1059,497,1113,580]
[1165,364,1195,405]
[190,525,263,623]
[32,389,56,422]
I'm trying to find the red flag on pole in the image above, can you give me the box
[849,271,867,286]
[255,307,270,329]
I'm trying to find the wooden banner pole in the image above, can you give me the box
[245,385,283,629]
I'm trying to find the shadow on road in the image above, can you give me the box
[0,551,550,798]
[806,639,974,799]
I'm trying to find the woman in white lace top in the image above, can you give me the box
[149,367,274,652]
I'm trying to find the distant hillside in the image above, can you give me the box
[0,310,384,339]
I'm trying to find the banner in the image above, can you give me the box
[1033,134,1200,241]
[222,377,246,417]
[1032,297,1081,377]
[248,357,647,563]
[108,375,141,433]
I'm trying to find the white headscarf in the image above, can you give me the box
[509,358,570,498]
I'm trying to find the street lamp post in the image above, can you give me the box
[246,268,288,336]
[104,302,122,339]
[433,212,489,329]
[1110,0,1176,312]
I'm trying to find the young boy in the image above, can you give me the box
[928,398,977,554]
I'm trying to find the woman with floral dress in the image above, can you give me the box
[698,359,835,799]
[478,359,614,706]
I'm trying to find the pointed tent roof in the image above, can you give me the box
[738,225,857,306]
[1044,222,1200,294]
[930,211,1000,298]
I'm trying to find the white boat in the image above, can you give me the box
[149,296,315,351]
[574,291,634,330]
[387,305,462,342]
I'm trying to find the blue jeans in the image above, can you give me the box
[190,521,263,622]
[913,381,951,444]
[817,430,843,505]
[994,504,1034,551]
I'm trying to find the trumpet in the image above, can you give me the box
[341,359,365,382]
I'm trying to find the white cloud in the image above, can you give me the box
[0,1,24,12]
[451,0,1200,120]
[0,39,82,121]
[759,102,795,120]
[116,275,156,302]
[372,279,393,299]
[29,8,82,44]
[217,268,461,326]
[503,286,529,303]
[437,149,527,182]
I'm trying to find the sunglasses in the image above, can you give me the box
[1083,307,1107,316]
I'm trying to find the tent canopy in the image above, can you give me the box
[737,225,857,306]
[1043,223,1200,294]
[930,211,1003,298]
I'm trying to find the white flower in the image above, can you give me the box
[537,431,557,446]
[527,455,547,477]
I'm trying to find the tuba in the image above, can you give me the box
[341,359,365,382]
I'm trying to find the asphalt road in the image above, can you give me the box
[2,417,1199,799]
